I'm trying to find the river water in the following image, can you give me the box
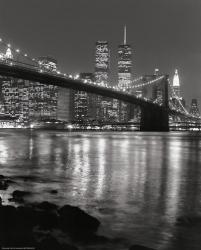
[1,129,201,249]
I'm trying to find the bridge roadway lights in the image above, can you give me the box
[0,63,170,131]
[140,106,169,132]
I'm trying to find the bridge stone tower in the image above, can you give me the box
[140,75,169,131]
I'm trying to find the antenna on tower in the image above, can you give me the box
[124,25,127,45]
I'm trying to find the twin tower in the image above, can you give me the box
[94,26,132,89]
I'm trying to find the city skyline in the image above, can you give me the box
[1,2,201,249]
[1,0,201,106]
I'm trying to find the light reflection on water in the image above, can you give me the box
[1,130,201,249]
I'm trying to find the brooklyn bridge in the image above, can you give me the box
[0,38,200,131]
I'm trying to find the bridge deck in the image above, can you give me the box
[0,62,165,110]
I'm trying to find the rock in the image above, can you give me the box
[0,203,103,247]
[58,205,100,237]
[0,175,5,180]
[129,245,155,250]
[17,206,40,230]
[83,234,110,244]
[37,210,59,230]
[0,206,36,247]
[37,236,78,250]
[0,180,9,190]
[0,205,18,232]
[17,205,59,231]
[0,196,2,206]
[33,201,58,211]
[10,190,31,203]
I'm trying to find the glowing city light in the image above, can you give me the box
[173,69,180,87]
[0,36,199,124]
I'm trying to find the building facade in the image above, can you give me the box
[172,69,180,97]
[57,87,73,122]
[95,41,110,86]
[170,69,186,112]
[1,78,29,126]
[117,26,133,122]
[29,57,58,121]
[94,41,111,122]
[118,26,132,90]
[72,73,94,123]
[190,99,200,117]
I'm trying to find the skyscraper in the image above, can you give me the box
[172,69,180,97]
[29,57,58,121]
[6,48,13,59]
[95,41,110,85]
[57,87,73,122]
[1,78,30,125]
[170,69,186,112]
[118,26,132,90]
[190,99,200,117]
[117,26,133,122]
[94,41,111,122]
[1,48,30,126]
[72,73,94,123]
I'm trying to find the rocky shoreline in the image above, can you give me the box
[0,174,155,250]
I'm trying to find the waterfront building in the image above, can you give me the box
[152,69,163,104]
[0,47,30,126]
[38,56,57,72]
[1,56,60,126]
[1,78,29,126]
[72,73,94,123]
[0,80,5,114]
[57,87,73,122]
[190,99,200,117]
[0,114,17,128]
[117,26,133,122]
[29,57,58,121]
[94,41,111,122]
[98,97,115,122]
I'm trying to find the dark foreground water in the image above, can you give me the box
[1,130,201,249]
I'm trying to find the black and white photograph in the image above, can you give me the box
[0,0,201,249]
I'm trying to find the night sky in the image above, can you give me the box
[1,0,201,107]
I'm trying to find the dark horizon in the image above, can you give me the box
[1,0,201,107]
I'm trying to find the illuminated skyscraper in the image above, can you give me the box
[94,41,111,122]
[95,41,110,85]
[190,99,200,117]
[117,26,133,122]
[38,56,57,72]
[1,78,29,126]
[72,73,94,123]
[118,26,132,90]
[172,69,180,97]
[29,57,58,121]
[5,46,13,60]
[170,69,186,113]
